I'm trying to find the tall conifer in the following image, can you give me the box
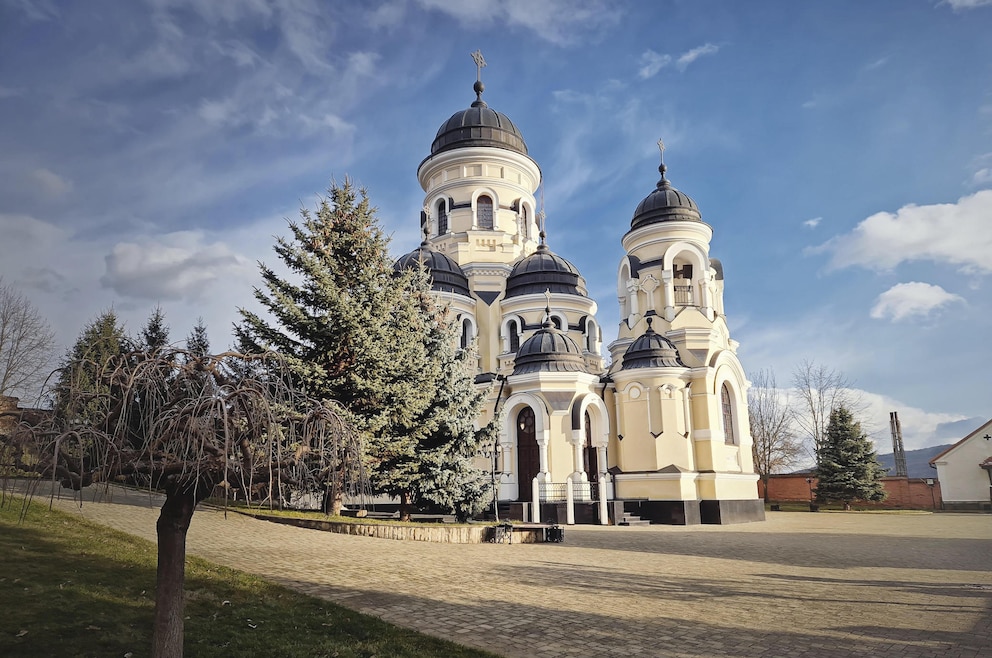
[815,406,886,508]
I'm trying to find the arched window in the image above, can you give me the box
[583,409,598,483]
[721,383,736,445]
[509,319,521,352]
[437,200,448,235]
[585,318,597,352]
[522,205,529,239]
[460,318,473,349]
[477,195,494,229]
[551,315,563,330]
[516,407,538,502]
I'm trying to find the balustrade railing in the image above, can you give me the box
[674,284,694,306]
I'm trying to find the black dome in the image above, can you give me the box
[394,243,471,297]
[621,317,686,370]
[505,244,587,298]
[430,82,528,157]
[512,318,588,375]
[630,164,701,231]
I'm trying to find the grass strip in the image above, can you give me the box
[0,496,496,658]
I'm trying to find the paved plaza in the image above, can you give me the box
[32,487,992,658]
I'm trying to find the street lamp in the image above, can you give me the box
[490,442,503,523]
[805,476,817,512]
[925,478,936,510]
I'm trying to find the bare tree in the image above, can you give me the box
[791,359,862,467]
[0,280,56,401]
[748,369,803,501]
[2,348,362,658]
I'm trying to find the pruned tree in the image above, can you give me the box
[236,179,435,514]
[0,279,56,401]
[3,347,360,658]
[815,406,886,509]
[791,359,862,467]
[748,368,802,502]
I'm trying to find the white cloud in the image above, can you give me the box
[803,217,821,229]
[941,0,992,9]
[7,0,59,21]
[854,390,970,451]
[970,167,992,186]
[870,282,964,322]
[30,168,73,198]
[638,50,671,79]
[814,189,992,273]
[676,43,719,71]
[415,0,621,46]
[100,232,255,301]
[368,0,407,28]
[864,56,889,71]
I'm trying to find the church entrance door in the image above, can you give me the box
[516,407,538,502]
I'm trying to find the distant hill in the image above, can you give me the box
[876,444,953,479]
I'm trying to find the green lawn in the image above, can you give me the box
[0,496,496,658]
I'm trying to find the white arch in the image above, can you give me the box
[584,317,600,353]
[548,311,568,331]
[571,393,610,448]
[617,257,633,319]
[500,315,523,353]
[459,315,477,349]
[709,351,749,447]
[471,188,500,230]
[519,199,536,240]
[430,195,450,236]
[662,241,708,275]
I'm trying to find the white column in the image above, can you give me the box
[531,478,541,523]
[565,476,575,525]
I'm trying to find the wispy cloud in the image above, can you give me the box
[870,282,964,322]
[970,167,992,187]
[813,190,992,273]
[30,168,73,199]
[6,0,60,21]
[638,50,671,79]
[864,56,889,71]
[676,43,719,71]
[941,0,992,10]
[415,0,622,46]
[803,217,822,229]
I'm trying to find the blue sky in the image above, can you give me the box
[1,0,990,450]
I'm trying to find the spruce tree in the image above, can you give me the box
[140,306,170,354]
[235,180,433,513]
[185,318,210,358]
[815,406,886,509]
[370,267,490,520]
[54,309,132,423]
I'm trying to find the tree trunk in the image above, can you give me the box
[399,491,411,522]
[322,484,343,516]
[152,489,196,658]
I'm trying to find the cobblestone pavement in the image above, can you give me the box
[31,487,992,658]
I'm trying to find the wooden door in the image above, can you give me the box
[516,407,538,502]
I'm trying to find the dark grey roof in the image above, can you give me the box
[710,257,724,281]
[621,317,686,370]
[394,243,471,297]
[430,81,528,157]
[630,164,701,231]
[511,319,589,375]
[505,244,587,298]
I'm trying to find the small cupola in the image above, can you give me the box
[512,310,588,375]
[394,239,471,297]
[630,142,701,231]
[621,316,686,369]
[505,233,587,298]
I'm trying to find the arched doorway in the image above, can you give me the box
[583,409,598,487]
[516,407,538,502]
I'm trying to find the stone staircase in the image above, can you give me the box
[617,511,652,526]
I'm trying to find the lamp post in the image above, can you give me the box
[805,476,817,512]
[491,442,502,523]
[925,478,936,510]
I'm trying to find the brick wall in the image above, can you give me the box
[758,474,942,510]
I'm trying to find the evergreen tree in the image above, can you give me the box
[185,318,210,358]
[815,406,886,509]
[235,180,433,513]
[369,268,490,521]
[54,309,132,423]
[140,306,170,354]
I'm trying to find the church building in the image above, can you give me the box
[395,59,763,525]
